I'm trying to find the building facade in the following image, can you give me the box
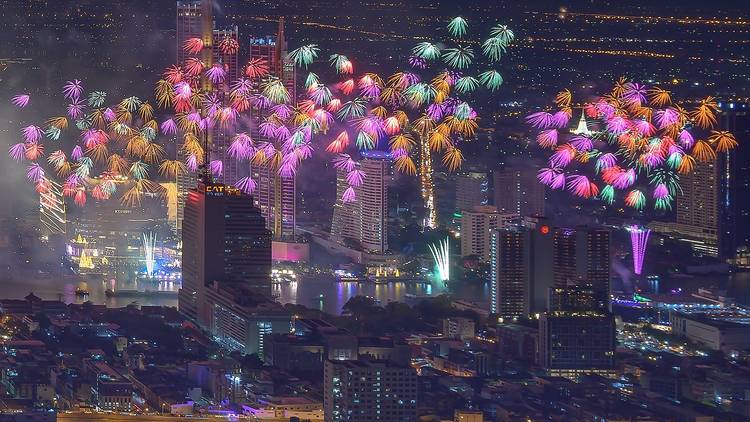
[461,206,514,262]
[493,168,545,217]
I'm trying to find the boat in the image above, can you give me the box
[74,287,90,297]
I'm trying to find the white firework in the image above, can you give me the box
[428,236,450,284]
[142,232,157,277]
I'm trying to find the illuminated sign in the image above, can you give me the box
[205,184,242,196]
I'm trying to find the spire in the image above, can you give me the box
[275,17,286,77]
[571,109,591,135]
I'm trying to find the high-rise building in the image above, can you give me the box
[493,168,545,217]
[489,223,553,317]
[455,172,488,212]
[175,0,242,233]
[324,359,418,422]
[538,311,616,379]
[675,161,720,256]
[178,181,272,324]
[248,20,298,240]
[460,206,514,262]
[330,152,390,254]
[717,102,749,257]
[552,227,611,311]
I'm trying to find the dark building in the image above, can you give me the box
[539,312,616,379]
[489,222,553,317]
[717,101,750,257]
[552,226,611,311]
[179,182,272,324]
[493,167,545,217]
[324,359,418,422]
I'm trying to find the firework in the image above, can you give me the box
[142,232,157,277]
[529,79,738,274]
[428,236,450,286]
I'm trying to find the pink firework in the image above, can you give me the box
[623,82,647,105]
[160,118,178,135]
[184,58,205,77]
[655,107,679,129]
[234,176,257,194]
[67,101,85,119]
[326,131,349,153]
[205,64,227,84]
[678,129,694,149]
[228,134,253,160]
[8,143,26,161]
[334,154,357,172]
[525,111,553,129]
[569,135,593,152]
[244,58,269,78]
[536,129,558,148]
[537,167,565,190]
[339,79,355,95]
[26,163,45,183]
[103,108,116,122]
[22,125,43,142]
[11,94,30,108]
[63,79,83,101]
[186,154,199,172]
[550,111,570,128]
[548,145,576,168]
[346,169,366,187]
[209,160,223,178]
[653,183,669,200]
[408,56,427,69]
[71,146,83,161]
[219,37,240,55]
[342,186,356,203]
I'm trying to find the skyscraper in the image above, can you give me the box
[175,0,242,232]
[330,152,390,254]
[489,223,553,317]
[717,101,749,257]
[552,226,611,311]
[178,181,272,323]
[460,206,514,262]
[455,172,488,213]
[248,20,298,239]
[324,360,418,421]
[675,161,720,256]
[493,168,545,217]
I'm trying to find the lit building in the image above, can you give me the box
[324,359,417,422]
[460,206,514,262]
[330,152,390,254]
[493,168,545,217]
[203,282,291,357]
[248,20,298,240]
[454,410,484,422]
[175,0,242,234]
[552,226,611,311]
[455,172,488,212]
[489,223,553,317]
[179,181,272,324]
[674,160,720,256]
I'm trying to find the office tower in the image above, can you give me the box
[324,360,418,422]
[178,181,272,323]
[330,152,390,253]
[359,154,390,253]
[675,161,720,256]
[552,226,611,310]
[175,1,203,234]
[460,206,514,261]
[175,0,242,232]
[455,172,488,212]
[489,224,553,317]
[248,20,298,239]
[539,312,616,379]
[39,178,66,235]
[493,168,545,217]
[717,102,749,257]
